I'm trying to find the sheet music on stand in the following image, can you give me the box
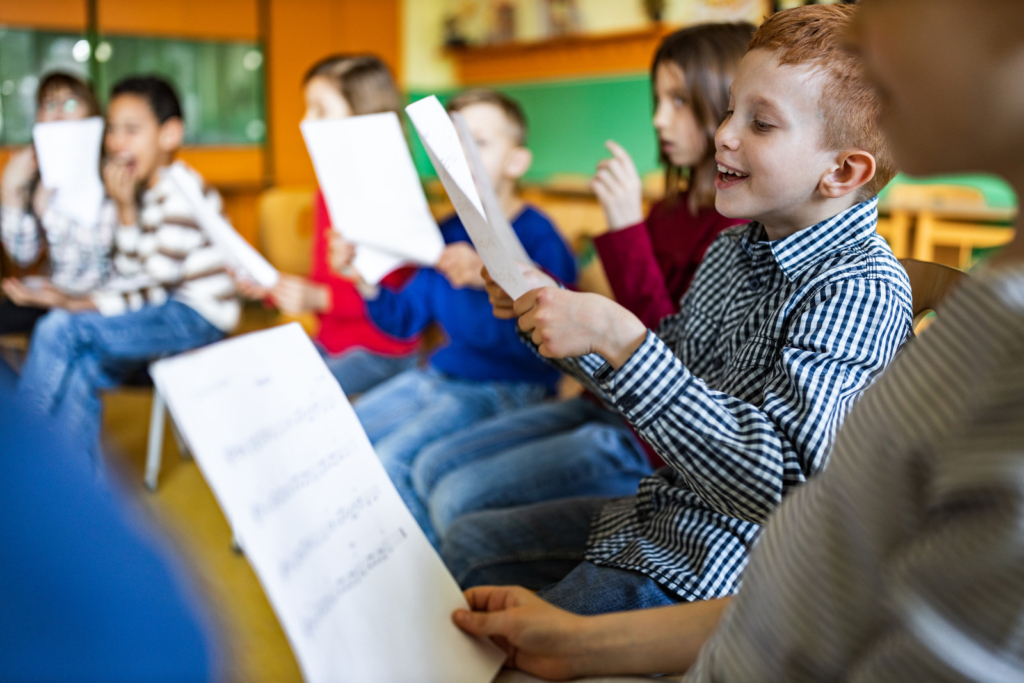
[150,324,504,683]
[406,96,533,300]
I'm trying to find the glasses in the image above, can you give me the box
[41,97,81,116]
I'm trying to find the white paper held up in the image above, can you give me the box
[150,324,505,683]
[32,117,105,227]
[450,111,532,265]
[165,163,280,289]
[406,96,532,300]
[301,113,444,283]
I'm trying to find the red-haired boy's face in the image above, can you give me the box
[851,0,1024,179]
[713,48,837,232]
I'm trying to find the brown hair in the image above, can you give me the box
[303,55,401,117]
[749,4,896,199]
[653,23,754,216]
[446,89,527,146]
[36,71,101,118]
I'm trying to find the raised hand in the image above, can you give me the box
[590,140,644,231]
[436,242,486,289]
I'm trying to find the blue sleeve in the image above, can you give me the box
[365,269,437,340]
[519,214,577,285]
[0,392,216,682]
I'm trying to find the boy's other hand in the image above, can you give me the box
[271,274,329,315]
[591,140,644,231]
[102,159,138,226]
[1,147,38,208]
[436,242,486,289]
[452,586,593,681]
[328,232,357,275]
[514,287,647,368]
[482,264,556,319]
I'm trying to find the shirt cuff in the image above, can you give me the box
[594,330,693,428]
[91,290,127,317]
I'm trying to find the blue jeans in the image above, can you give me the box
[17,302,224,463]
[317,345,418,395]
[412,397,652,540]
[354,366,547,548]
[441,497,679,615]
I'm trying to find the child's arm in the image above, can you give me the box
[1,148,45,267]
[503,276,911,525]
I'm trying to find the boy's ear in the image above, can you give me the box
[157,117,185,154]
[503,146,533,181]
[818,150,876,199]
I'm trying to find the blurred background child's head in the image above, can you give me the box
[652,22,753,215]
[302,54,401,122]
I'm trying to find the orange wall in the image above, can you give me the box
[97,0,259,40]
[266,0,401,186]
[0,0,86,31]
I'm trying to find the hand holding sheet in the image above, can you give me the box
[151,324,504,683]
[166,163,280,289]
[406,96,533,300]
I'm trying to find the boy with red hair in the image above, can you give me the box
[443,4,913,616]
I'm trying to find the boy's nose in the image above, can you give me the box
[714,121,738,151]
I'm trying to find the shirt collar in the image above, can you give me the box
[737,197,879,281]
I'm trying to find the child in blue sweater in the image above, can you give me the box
[333,90,576,547]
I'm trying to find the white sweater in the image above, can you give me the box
[91,165,240,332]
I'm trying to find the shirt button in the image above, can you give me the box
[748,276,761,291]
[712,358,725,370]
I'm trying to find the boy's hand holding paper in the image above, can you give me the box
[301,112,445,285]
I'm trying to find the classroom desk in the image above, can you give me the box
[877,199,1017,224]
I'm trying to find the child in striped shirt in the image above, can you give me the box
[17,76,237,463]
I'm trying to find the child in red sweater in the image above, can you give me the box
[406,24,754,544]
[241,55,418,394]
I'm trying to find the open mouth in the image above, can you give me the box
[715,162,749,190]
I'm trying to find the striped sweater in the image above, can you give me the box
[686,262,1024,682]
[91,165,239,332]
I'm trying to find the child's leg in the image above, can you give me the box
[17,302,223,460]
[352,368,435,442]
[320,348,418,396]
[410,397,599,503]
[537,561,680,615]
[426,416,652,539]
[364,374,546,547]
[440,497,609,590]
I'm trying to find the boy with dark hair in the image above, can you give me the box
[17,75,238,461]
[331,89,577,548]
[443,4,913,616]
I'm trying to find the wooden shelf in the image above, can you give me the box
[448,24,676,85]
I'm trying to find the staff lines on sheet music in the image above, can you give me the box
[223,393,342,464]
[302,528,408,638]
[278,486,382,580]
[250,445,357,523]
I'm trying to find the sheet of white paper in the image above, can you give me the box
[405,96,485,216]
[150,324,505,683]
[301,113,444,278]
[352,245,409,286]
[32,117,105,227]
[165,163,280,289]
[450,112,532,265]
[407,97,532,300]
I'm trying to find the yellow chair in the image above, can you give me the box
[875,209,912,258]
[894,184,1015,269]
[256,186,318,334]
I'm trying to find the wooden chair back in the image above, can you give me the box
[899,258,966,330]
[258,187,315,276]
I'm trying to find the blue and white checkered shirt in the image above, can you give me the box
[536,197,914,601]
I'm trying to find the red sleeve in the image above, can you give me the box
[309,189,370,324]
[593,218,676,330]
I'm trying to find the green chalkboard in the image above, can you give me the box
[408,73,659,183]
